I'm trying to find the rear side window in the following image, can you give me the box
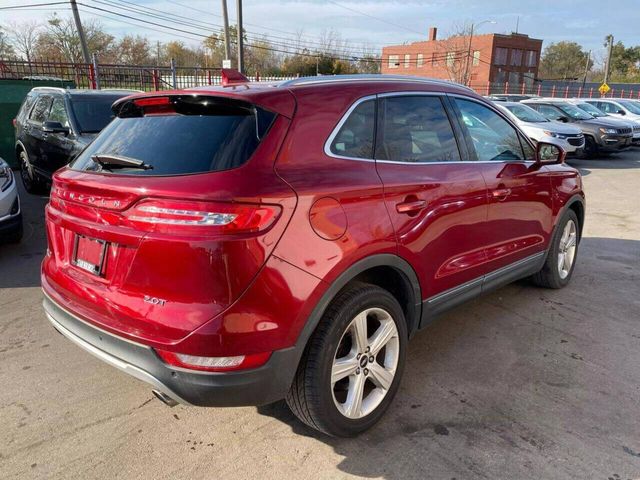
[329,100,375,159]
[375,96,461,163]
[29,96,52,124]
[454,98,525,161]
[71,96,276,176]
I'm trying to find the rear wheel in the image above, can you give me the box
[19,149,45,195]
[532,209,579,289]
[286,283,407,437]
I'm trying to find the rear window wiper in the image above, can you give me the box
[91,154,153,170]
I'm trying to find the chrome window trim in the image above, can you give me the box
[323,94,377,162]
[323,91,538,166]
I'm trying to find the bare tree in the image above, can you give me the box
[435,22,473,84]
[8,21,41,65]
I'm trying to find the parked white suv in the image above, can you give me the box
[0,157,22,244]
[494,101,585,153]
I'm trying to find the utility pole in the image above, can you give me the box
[464,23,475,86]
[603,34,614,86]
[221,0,231,64]
[69,0,91,64]
[156,40,160,66]
[582,50,591,90]
[236,0,244,73]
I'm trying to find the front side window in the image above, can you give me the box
[48,97,70,128]
[558,104,593,120]
[375,96,461,163]
[388,55,399,69]
[506,104,549,123]
[29,96,52,124]
[531,104,563,121]
[329,99,375,159]
[454,98,525,161]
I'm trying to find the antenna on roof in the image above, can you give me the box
[515,16,520,34]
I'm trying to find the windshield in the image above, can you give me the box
[71,96,276,176]
[576,102,606,117]
[71,95,128,133]
[506,104,549,123]
[558,104,593,120]
[619,100,640,115]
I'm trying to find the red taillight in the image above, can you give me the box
[12,118,17,128]
[122,198,280,235]
[133,96,175,115]
[155,349,271,372]
[134,97,170,107]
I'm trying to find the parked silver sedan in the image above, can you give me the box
[0,157,22,244]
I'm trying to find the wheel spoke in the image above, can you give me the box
[350,311,369,353]
[331,355,358,385]
[565,234,577,249]
[558,252,565,272]
[344,373,366,418]
[369,362,394,390]
[368,320,396,356]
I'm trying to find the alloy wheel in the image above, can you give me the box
[331,307,399,420]
[558,219,577,279]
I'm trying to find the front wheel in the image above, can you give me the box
[286,283,407,437]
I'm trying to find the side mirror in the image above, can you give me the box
[42,121,69,135]
[536,142,565,165]
[617,109,626,115]
[557,116,570,123]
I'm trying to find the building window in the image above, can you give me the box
[508,71,521,84]
[446,52,455,67]
[510,49,523,66]
[417,53,424,68]
[472,50,481,67]
[404,54,411,68]
[388,54,399,69]
[431,52,439,66]
[525,50,537,67]
[494,47,508,66]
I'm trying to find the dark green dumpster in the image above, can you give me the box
[0,78,75,168]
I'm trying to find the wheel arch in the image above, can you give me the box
[295,254,422,353]
[561,194,585,240]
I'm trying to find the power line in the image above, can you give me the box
[326,0,425,36]
[0,2,69,10]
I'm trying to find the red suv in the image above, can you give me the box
[42,73,585,437]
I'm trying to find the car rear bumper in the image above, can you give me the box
[42,292,300,407]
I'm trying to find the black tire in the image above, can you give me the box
[18,149,46,195]
[286,283,407,437]
[531,209,580,289]
[581,136,598,159]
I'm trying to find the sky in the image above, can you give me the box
[3,0,640,64]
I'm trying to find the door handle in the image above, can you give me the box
[396,199,427,214]
[491,188,512,200]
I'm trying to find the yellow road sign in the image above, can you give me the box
[599,83,610,95]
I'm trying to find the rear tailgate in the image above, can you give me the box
[42,93,296,347]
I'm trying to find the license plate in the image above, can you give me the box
[72,235,107,276]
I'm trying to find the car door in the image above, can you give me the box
[24,95,52,177]
[45,96,77,174]
[450,96,553,275]
[373,93,490,311]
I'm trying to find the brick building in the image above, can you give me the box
[381,27,543,88]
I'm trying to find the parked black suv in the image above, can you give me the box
[14,88,136,193]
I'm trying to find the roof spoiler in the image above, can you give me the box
[221,69,249,87]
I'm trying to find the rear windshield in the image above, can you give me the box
[70,95,125,133]
[70,96,276,176]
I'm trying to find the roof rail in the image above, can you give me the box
[279,74,475,92]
